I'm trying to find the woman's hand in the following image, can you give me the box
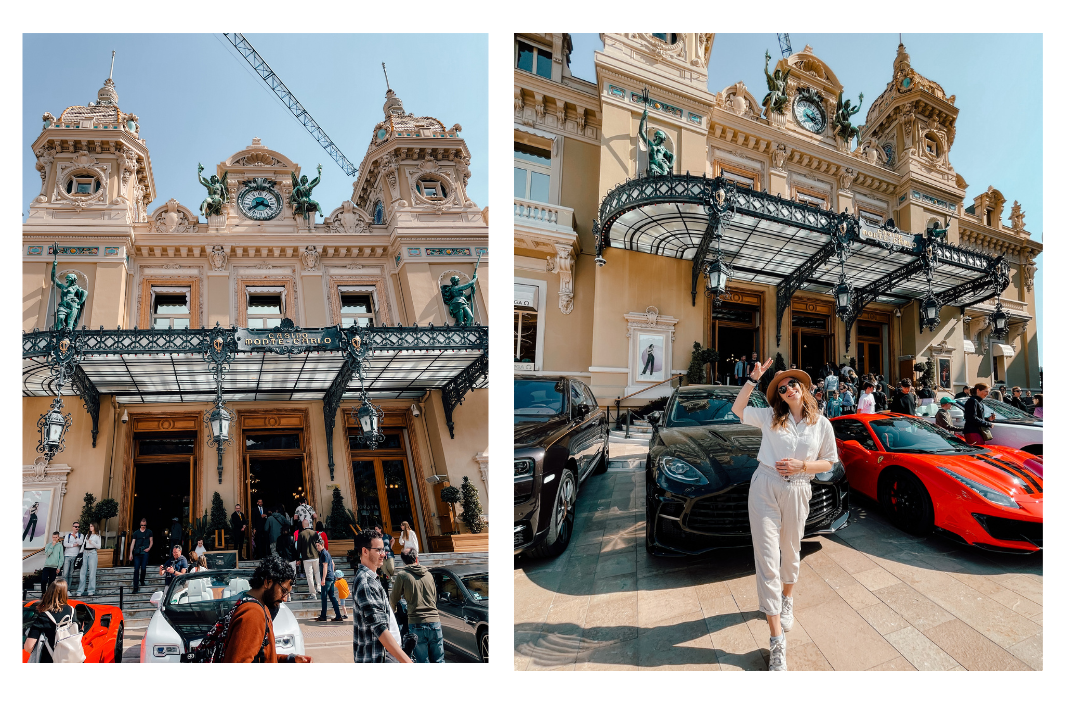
[750,357,774,381]
[776,458,804,476]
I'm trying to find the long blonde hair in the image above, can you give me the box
[770,376,820,430]
[38,578,70,614]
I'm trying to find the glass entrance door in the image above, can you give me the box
[350,457,421,552]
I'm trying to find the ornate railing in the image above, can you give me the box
[513,197,575,232]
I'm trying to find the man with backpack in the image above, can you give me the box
[219,555,313,663]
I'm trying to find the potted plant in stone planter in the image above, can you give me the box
[440,485,462,534]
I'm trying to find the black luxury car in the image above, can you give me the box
[514,376,610,558]
[645,385,850,556]
[430,564,488,662]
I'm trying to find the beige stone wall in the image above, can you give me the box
[561,137,601,251]
[422,389,489,534]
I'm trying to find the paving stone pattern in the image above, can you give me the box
[514,441,1042,671]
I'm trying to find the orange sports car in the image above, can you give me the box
[832,413,1042,553]
[22,598,125,662]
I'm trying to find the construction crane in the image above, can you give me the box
[223,33,358,177]
[777,33,792,58]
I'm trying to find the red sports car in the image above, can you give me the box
[832,413,1042,553]
[22,598,125,662]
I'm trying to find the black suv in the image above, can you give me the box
[514,376,609,558]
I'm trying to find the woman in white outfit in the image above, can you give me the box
[76,523,101,596]
[733,357,839,671]
[397,521,419,558]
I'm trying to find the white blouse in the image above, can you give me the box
[84,534,101,551]
[741,406,839,480]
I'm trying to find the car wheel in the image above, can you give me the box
[526,469,576,559]
[478,628,488,663]
[113,620,124,663]
[878,468,934,536]
[594,438,610,475]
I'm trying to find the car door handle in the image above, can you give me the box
[464,617,477,625]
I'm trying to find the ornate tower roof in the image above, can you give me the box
[369,89,451,146]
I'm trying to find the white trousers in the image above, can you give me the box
[303,558,321,595]
[748,464,812,616]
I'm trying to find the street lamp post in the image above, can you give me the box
[37,397,72,464]
[991,300,1010,339]
[351,396,386,450]
[205,402,234,485]
[706,256,731,296]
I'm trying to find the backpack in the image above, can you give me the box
[185,596,269,663]
[42,609,85,663]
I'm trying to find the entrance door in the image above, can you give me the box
[351,457,422,552]
[711,302,760,385]
[131,460,191,564]
[247,456,306,521]
[798,333,829,377]
[856,322,884,377]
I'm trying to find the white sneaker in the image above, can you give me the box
[768,634,787,671]
[780,595,794,632]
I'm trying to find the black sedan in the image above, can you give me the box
[429,564,488,662]
[645,385,850,556]
[514,376,609,558]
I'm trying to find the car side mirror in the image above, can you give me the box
[646,411,662,428]
[150,590,163,608]
[439,592,450,603]
[575,403,590,418]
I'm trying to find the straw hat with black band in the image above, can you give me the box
[764,369,812,406]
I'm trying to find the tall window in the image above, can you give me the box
[794,188,828,210]
[151,287,190,329]
[516,40,552,79]
[514,283,539,367]
[246,289,284,328]
[340,289,376,328]
[652,33,678,44]
[373,201,384,225]
[514,142,552,203]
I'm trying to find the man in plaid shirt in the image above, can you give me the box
[352,529,412,663]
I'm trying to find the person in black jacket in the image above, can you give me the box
[963,383,996,444]
[888,378,917,415]
[873,384,888,413]
[230,504,248,560]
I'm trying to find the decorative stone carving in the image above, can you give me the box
[839,168,857,191]
[719,81,760,119]
[1009,201,1026,231]
[208,244,228,271]
[301,245,320,271]
[770,143,788,170]
[34,147,55,202]
[328,201,371,234]
[534,94,546,123]
[514,87,524,113]
[52,152,110,210]
[474,453,488,487]
[153,199,195,233]
[546,244,575,315]
[1022,257,1036,293]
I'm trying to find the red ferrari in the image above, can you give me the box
[22,598,125,662]
[832,413,1042,553]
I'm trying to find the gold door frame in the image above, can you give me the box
[348,427,423,553]
[120,412,202,542]
[234,409,316,525]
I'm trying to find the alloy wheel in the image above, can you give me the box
[555,475,575,543]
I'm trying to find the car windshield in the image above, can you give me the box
[161,571,258,641]
[870,417,979,454]
[667,388,768,427]
[978,396,1037,421]
[461,573,488,602]
[514,379,565,419]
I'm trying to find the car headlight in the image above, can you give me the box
[514,459,533,480]
[658,456,708,485]
[153,644,181,657]
[938,467,1020,509]
[276,634,295,650]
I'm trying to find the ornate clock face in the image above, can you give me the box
[238,183,283,221]
[794,97,826,134]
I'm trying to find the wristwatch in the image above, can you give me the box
[747,377,759,385]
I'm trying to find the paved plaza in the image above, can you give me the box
[514,441,1042,671]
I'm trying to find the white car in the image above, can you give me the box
[919,395,1042,457]
[140,569,305,662]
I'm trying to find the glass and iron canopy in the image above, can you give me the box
[594,173,1011,348]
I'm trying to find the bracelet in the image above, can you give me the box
[747,377,759,385]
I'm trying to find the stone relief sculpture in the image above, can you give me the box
[197,163,229,218]
[762,50,791,115]
[1009,201,1026,231]
[50,245,88,330]
[440,254,481,327]
[290,164,323,221]
[833,91,863,143]
[637,87,674,176]
[329,201,370,234]
[301,245,320,271]
[154,198,193,233]
[208,245,228,271]
[34,147,55,202]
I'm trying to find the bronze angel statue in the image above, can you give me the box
[290,164,323,221]
[440,253,481,327]
[834,91,864,143]
[197,163,229,218]
[762,50,791,115]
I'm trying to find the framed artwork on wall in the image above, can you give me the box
[938,358,952,390]
[637,333,666,383]
[22,488,53,550]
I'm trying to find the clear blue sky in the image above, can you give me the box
[570,33,1042,364]
[23,33,488,218]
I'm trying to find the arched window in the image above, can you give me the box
[66,175,101,195]
[373,201,384,225]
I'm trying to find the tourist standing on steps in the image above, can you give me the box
[297,519,321,600]
[129,518,153,592]
[352,529,412,663]
[313,538,344,622]
[62,522,83,586]
[75,522,100,596]
[732,357,839,671]
[390,549,444,662]
[41,532,63,594]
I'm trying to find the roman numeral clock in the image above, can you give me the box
[793,88,827,134]
[237,177,284,221]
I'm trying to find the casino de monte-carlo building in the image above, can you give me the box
[23,75,488,564]
[513,33,1041,407]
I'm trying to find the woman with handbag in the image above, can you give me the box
[962,383,996,445]
[396,521,419,559]
[75,523,100,596]
[732,357,839,671]
[24,579,77,663]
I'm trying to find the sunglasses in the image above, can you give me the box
[777,380,801,395]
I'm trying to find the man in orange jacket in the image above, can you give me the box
[223,555,313,663]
